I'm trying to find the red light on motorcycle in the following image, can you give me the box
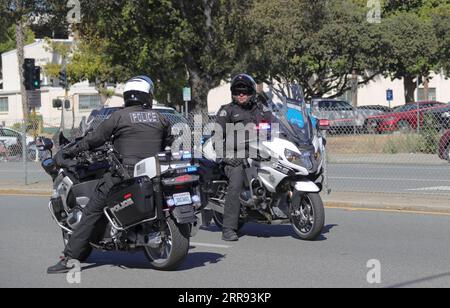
[175,175,193,183]
[124,193,132,199]
[256,122,271,130]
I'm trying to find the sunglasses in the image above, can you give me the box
[232,89,253,96]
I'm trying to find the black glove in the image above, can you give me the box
[62,140,89,158]
[54,150,77,169]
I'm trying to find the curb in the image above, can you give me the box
[324,201,450,215]
[0,189,449,215]
[0,189,51,196]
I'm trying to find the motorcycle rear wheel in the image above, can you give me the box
[290,193,325,241]
[143,217,190,271]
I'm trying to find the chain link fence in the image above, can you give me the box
[1,103,449,195]
[311,101,450,195]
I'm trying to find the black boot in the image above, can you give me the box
[222,228,239,242]
[47,256,76,274]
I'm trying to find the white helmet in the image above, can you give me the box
[123,76,154,108]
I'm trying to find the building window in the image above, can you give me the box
[418,88,437,101]
[0,97,8,113]
[79,95,101,110]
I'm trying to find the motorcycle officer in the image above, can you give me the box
[47,76,174,274]
[215,74,276,241]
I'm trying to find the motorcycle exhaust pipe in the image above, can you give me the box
[206,200,225,215]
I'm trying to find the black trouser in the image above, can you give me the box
[223,164,245,231]
[64,172,122,260]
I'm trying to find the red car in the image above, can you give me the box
[367,101,446,133]
[439,130,450,162]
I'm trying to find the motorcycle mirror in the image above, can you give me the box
[37,138,54,151]
[318,119,330,131]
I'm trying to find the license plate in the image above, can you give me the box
[173,192,192,206]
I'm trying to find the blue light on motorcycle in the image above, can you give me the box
[187,166,198,173]
[183,151,192,160]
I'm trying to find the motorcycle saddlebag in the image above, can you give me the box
[106,176,156,228]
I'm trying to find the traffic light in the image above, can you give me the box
[59,69,68,89]
[52,99,62,108]
[33,66,41,90]
[23,58,35,90]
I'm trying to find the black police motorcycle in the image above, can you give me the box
[39,133,201,271]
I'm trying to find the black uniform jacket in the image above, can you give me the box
[80,105,174,166]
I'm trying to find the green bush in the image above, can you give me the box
[417,114,440,154]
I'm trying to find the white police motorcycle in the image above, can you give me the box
[199,86,328,240]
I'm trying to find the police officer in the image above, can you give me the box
[47,76,174,273]
[215,74,275,241]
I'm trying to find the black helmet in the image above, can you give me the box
[123,76,154,108]
[230,74,257,105]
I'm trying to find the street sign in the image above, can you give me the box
[27,90,41,108]
[386,89,393,102]
[183,87,191,102]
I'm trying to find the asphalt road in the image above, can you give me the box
[1,195,450,288]
[327,163,450,195]
[1,162,450,195]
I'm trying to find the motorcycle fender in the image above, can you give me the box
[294,181,320,193]
[172,205,196,224]
[190,215,200,237]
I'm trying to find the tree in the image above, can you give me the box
[73,0,253,111]
[380,11,439,102]
[245,0,388,100]
[0,24,35,81]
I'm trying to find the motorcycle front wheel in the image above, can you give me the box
[143,217,190,271]
[290,193,325,241]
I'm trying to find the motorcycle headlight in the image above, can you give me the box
[284,149,302,164]
[284,149,313,170]
[314,151,321,162]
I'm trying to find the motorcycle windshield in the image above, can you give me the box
[269,85,314,147]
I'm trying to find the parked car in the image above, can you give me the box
[423,103,450,130]
[0,127,34,147]
[438,130,450,162]
[357,105,392,115]
[366,101,446,133]
[311,99,388,133]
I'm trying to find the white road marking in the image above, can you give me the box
[329,176,450,183]
[406,186,450,191]
[191,242,231,249]
[330,164,450,170]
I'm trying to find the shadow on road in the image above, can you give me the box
[81,249,225,272]
[386,272,450,288]
[241,223,338,241]
[178,252,226,271]
[201,222,338,241]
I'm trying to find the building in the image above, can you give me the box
[0,39,122,130]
